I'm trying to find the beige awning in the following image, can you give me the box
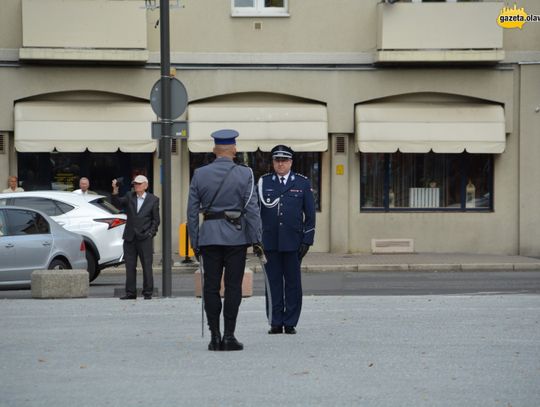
[355,102,506,153]
[187,100,328,152]
[14,101,156,153]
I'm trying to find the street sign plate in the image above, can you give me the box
[151,121,189,139]
[150,77,188,119]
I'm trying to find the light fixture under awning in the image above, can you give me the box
[15,101,156,153]
[187,100,328,152]
[355,102,505,153]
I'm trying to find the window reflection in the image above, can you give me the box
[361,152,492,211]
[17,151,153,197]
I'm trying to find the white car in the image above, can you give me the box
[0,191,126,282]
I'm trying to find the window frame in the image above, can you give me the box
[231,0,289,17]
[360,152,494,213]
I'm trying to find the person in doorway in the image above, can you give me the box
[112,175,160,300]
[187,129,263,351]
[73,177,96,195]
[258,145,316,335]
[3,175,24,193]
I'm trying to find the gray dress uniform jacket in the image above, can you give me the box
[187,157,262,249]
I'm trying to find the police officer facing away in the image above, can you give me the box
[258,145,316,335]
[187,129,263,351]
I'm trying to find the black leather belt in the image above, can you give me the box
[203,212,226,221]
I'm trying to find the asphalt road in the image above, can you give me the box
[2,270,540,299]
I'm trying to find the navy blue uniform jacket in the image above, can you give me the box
[258,172,316,252]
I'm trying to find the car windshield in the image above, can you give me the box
[90,197,121,215]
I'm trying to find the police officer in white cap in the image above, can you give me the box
[258,145,316,335]
[187,129,263,351]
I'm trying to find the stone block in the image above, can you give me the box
[31,269,89,299]
[371,238,414,254]
[194,268,253,298]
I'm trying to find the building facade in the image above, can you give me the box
[1,0,539,256]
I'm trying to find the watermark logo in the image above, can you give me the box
[498,3,540,29]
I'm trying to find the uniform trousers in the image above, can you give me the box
[123,237,154,297]
[265,250,302,328]
[200,245,247,333]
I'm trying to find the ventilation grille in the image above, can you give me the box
[335,135,346,154]
[0,134,5,154]
[172,139,178,155]
[371,238,414,254]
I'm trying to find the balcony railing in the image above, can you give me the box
[376,2,504,63]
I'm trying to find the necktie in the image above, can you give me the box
[280,177,285,185]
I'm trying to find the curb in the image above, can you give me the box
[101,262,540,275]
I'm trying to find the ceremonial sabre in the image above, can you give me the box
[199,255,205,338]
[258,252,272,326]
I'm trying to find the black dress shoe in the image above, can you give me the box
[284,326,296,334]
[268,325,283,334]
[221,334,243,351]
[143,294,152,300]
[120,295,136,300]
[208,333,222,351]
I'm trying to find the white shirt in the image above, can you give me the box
[2,187,24,193]
[136,192,147,213]
[73,189,96,195]
[278,172,291,185]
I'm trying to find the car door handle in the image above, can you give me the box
[4,243,14,248]
[56,221,65,226]
[42,241,52,247]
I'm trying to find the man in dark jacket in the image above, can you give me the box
[112,174,160,300]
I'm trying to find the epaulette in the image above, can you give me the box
[261,172,273,178]
[295,173,309,179]
[239,163,249,167]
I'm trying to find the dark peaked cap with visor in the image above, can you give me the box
[271,145,294,160]
[211,129,239,145]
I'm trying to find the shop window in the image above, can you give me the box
[232,0,289,16]
[360,152,493,211]
[189,150,322,211]
[17,152,153,198]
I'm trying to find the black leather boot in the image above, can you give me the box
[222,318,243,351]
[208,320,222,351]
[221,334,243,351]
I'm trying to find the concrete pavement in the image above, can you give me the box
[1,295,539,407]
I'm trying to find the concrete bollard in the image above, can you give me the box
[194,267,253,298]
[31,269,89,299]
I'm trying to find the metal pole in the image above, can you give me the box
[160,0,172,297]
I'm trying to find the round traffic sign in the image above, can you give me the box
[150,77,188,119]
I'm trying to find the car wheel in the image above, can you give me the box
[86,250,99,282]
[48,258,70,270]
